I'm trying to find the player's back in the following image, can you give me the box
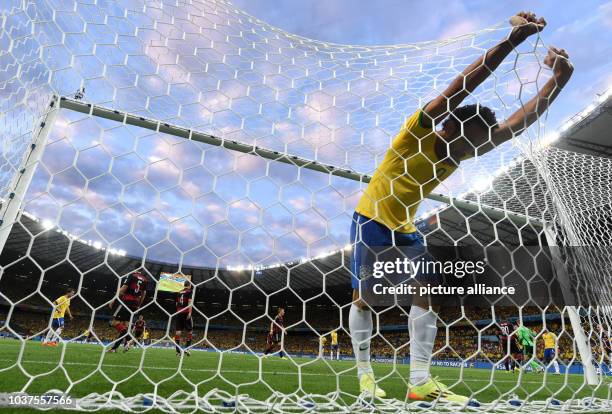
[499,321,512,340]
[134,319,146,332]
[355,111,460,234]
[176,287,193,312]
[52,295,70,318]
[121,272,147,307]
[331,331,338,345]
[272,314,284,333]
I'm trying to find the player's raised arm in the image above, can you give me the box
[423,12,546,126]
[488,47,574,146]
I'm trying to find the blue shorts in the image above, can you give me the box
[331,344,339,351]
[350,211,425,289]
[544,348,555,362]
[51,318,65,329]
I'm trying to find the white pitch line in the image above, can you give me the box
[0,357,593,386]
[2,340,607,385]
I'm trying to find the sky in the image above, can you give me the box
[233,0,612,125]
[6,0,612,271]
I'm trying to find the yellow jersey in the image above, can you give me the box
[355,110,462,233]
[543,332,556,349]
[52,295,71,319]
[320,336,327,345]
[331,331,338,345]
[143,330,149,339]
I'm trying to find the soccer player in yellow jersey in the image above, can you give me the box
[82,328,94,343]
[330,330,339,360]
[319,335,327,358]
[42,288,75,346]
[542,330,561,374]
[348,11,574,404]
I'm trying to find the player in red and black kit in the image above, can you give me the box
[264,307,285,358]
[499,320,520,372]
[173,280,194,357]
[108,270,148,353]
[124,314,147,352]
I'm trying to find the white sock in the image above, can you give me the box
[552,360,560,373]
[349,303,373,379]
[43,329,54,343]
[408,306,438,385]
[54,328,63,342]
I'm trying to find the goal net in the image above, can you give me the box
[1,0,611,412]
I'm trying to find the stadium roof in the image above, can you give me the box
[553,92,612,158]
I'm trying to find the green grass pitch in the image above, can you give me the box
[0,339,609,413]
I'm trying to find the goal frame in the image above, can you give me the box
[0,93,601,406]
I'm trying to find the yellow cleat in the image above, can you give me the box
[407,377,476,406]
[359,373,386,398]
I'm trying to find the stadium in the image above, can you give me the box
[0,0,611,412]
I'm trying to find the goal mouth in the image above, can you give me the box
[1,0,612,413]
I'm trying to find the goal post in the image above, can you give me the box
[0,96,59,254]
[542,223,598,386]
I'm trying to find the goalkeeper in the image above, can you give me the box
[516,323,544,372]
[348,11,574,403]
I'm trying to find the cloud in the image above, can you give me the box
[600,2,612,29]
[438,19,482,41]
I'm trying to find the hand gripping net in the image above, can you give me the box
[0,0,611,412]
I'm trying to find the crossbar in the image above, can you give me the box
[58,96,544,228]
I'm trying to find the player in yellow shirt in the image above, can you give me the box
[348,11,573,404]
[330,330,339,360]
[319,335,327,358]
[42,288,76,346]
[82,328,94,343]
[542,330,560,374]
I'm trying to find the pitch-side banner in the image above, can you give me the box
[158,273,191,292]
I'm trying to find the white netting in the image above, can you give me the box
[1,0,611,412]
